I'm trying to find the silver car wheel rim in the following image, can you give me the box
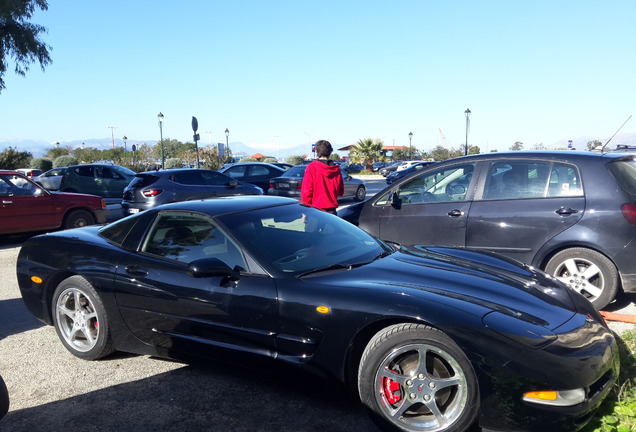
[374,343,468,431]
[56,288,100,352]
[552,257,605,302]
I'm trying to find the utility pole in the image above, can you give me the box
[108,126,117,148]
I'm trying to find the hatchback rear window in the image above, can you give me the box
[130,174,159,188]
[608,159,636,194]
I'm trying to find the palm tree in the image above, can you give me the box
[350,138,384,171]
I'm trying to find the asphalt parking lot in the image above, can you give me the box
[1,176,635,431]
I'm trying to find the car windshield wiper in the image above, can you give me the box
[297,262,365,278]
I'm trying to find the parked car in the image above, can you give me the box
[379,161,402,177]
[372,161,387,172]
[218,162,286,190]
[60,164,136,198]
[271,162,294,170]
[15,168,43,178]
[386,161,437,184]
[121,168,263,216]
[395,160,425,171]
[341,151,636,309]
[17,196,617,432]
[0,170,108,235]
[33,167,67,190]
[268,164,366,201]
[342,163,363,173]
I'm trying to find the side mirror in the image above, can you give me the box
[186,257,240,281]
[227,180,238,188]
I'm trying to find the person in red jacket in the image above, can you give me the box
[301,140,344,214]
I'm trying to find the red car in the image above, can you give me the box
[0,170,108,235]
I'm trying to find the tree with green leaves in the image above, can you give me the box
[0,0,52,93]
[350,138,384,170]
[0,146,32,169]
[510,141,524,151]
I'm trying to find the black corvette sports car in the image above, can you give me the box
[17,196,618,432]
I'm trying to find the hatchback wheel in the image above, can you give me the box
[354,185,366,202]
[52,276,114,360]
[358,324,478,432]
[545,247,618,310]
[63,209,95,229]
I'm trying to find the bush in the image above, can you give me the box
[239,157,258,162]
[262,157,277,164]
[285,155,304,165]
[53,155,78,168]
[30,157,53,171]
[164,158,183,169]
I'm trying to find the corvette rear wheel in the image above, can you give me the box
[358,324,478,432]
[545,247,618,310]
[52,276,114,360]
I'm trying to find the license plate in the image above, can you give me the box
[278,183,290,189]
[128,208,140,214]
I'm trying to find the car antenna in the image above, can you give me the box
[601,115,632,153]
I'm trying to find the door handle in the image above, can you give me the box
[448,209,464,217]
[2,200,13,205]
[555,207,579,216]
[125,265,148,277]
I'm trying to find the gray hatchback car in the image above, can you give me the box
[342,151,636,309]
[121,169,263,216]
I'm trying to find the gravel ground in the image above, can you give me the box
[1,232,634,432]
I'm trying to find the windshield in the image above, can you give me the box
[218,203,386,276]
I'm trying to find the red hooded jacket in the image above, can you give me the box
[301,160,344,211]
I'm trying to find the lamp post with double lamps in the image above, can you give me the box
[158,112,165,169]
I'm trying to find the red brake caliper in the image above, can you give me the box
[383,370,402,404]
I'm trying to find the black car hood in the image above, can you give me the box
[312,246,578,330]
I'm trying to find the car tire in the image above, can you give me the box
[0,374,8,420]
[52,276,115,360]
[63,209,95,230]
[358,323,479,432]
[354,186,366,202]
[545,248,618,310]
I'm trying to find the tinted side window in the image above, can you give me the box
[173,171,204,185]
[483,161,581,200]
[141,212,246,270]
[201,171,229,185]
[249,165,271,177]
[378,163,476,205]
[225,166,246,179]
[75,166,94,177]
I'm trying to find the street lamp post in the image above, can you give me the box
[408,131,413,160]
[158,112,165,169]
[225,128,230,162]
[122,135,128,152]
[464,108,471,156]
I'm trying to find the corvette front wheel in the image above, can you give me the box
[358,324,478,432]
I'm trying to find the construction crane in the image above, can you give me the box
[438,128,448,149]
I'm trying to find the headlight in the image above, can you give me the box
[523,388,585,406]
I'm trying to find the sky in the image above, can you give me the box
[1,0,635,156]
